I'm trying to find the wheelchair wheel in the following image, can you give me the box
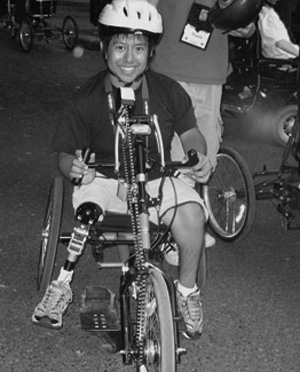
[202,146,256,241]
[272,104,297,146]
[37,177,64,292]
[62,15,78,50]
[123,268,176,371]
[19,16,34,52]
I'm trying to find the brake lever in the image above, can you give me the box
[185,149,199,167]
[72,147,92,186]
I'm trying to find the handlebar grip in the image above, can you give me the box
[187,149,199,167]
[72,147,92,186]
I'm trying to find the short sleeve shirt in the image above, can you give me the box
[52,70,197,178]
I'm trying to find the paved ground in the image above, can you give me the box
[0,2,300,372]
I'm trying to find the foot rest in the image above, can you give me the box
[80,285,120,332]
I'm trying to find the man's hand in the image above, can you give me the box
[190,152,213,184]
[70,149,96,185]
[229,23,256,38]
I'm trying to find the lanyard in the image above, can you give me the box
[104,73,150,130]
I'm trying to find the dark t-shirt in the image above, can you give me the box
[53,69,197,178]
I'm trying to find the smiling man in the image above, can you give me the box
[32,0,213,340]
[105,34,149,85]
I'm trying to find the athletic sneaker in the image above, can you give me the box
[32,280,73,329]
[176,286,203,339]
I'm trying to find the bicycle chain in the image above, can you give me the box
[120,109,147,365]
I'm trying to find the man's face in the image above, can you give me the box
[106,34,149,85]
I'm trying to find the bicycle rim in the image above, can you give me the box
[203,146,256,241]
[127,267,176,372]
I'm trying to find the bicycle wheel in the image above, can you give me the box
[62,15,78,50]
[19,16,34,52]
[125,267,176,372]
[37,177,64,292]
[202,146,256,241]
[272,104,297,147]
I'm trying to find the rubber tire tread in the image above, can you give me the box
[37,177,64,292]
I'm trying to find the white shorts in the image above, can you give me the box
[72,173,208,225]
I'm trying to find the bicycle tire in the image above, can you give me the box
[37,177,64,292]
[126,267,176,372]
[202,146,256,241]
[19,16,34,52]
[62,15,78,50]
[272,104,297,147]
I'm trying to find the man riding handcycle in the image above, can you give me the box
[32,0,213,341]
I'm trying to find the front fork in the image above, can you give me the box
[116,111,184,365]
[118,260,185,366]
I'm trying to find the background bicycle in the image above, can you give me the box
[253,55,300,230]
[0,0,78,52]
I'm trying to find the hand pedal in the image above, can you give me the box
[79,285,120,332]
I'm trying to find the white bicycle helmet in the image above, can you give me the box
[98,0,163,44]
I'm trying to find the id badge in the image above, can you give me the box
[180,3,213,50]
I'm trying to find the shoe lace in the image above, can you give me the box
[43,284,68,313]
[184,293,201,321]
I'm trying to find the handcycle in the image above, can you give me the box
[253,54,300,230]
[222,28,298,146]
[0,0,78,52]
[36,88,256,371]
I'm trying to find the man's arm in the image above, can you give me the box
[275,39,300,58]
[229,23,256,38]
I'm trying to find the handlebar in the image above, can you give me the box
[72,147,92,186]
[167,149,199,167]
[72,147,199,186]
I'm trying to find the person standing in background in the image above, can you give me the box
[148,0,262,249]
[149,0,227,168]
[148,0,229,250]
